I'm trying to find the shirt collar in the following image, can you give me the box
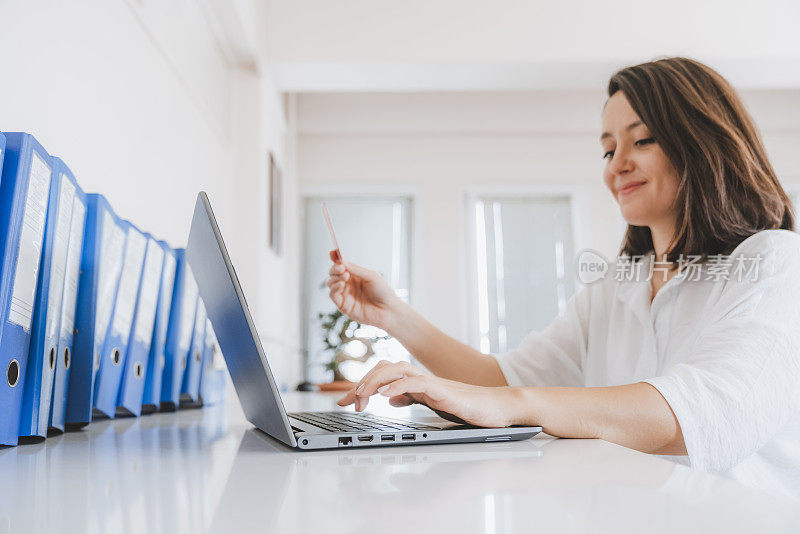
[615,252,686,317]
[615,253,651,306]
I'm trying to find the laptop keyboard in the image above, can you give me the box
[289,411,441,433]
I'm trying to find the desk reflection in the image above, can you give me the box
[0,405,238,534]
[209,429,799,534]
[1,399,799,534]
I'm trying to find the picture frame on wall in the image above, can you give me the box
[268,152,282,255]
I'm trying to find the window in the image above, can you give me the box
[301,196,413,383]
[471,196,576,354]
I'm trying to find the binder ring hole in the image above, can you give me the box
[49,347,56,371]
[134,362,143,379]
[195,351,201,363]
[64,348,71,370]
[7,359,20,388]
[112,349,121,366]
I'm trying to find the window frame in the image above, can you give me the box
[462,185,590,352]
[298,185,422,379]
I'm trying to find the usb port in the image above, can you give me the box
[381,434,395,441]
[357,435,374,442]
[401,434,416,441]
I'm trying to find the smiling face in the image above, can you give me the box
[601,92,681,229]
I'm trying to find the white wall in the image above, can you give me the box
[0,0,233,246]
[296,89,800,344]
[0,0,302,390]
[228,73,303,391]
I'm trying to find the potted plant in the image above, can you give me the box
[316,308,390,391]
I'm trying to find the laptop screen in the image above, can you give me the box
[186,192,296,447]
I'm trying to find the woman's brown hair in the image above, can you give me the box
[608,57,794,262]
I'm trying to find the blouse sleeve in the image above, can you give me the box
[645,232,800,472]
[491,284,593,387]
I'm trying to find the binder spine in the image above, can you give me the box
[93,223,147,418]
[199,320,226,406]
[49,178,86,432]
[117,236,164,416]
[0,133,53,445]
[20,159,75,438]
[181,300,206,403]
[161,249,198,410]
[142,243,176,411]
[66,195,125,427]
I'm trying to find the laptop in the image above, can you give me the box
[186,192,542,449]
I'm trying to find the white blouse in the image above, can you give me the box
[493,229,800,499]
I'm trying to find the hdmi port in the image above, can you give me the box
[357,435,374,442]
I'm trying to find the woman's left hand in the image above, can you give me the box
[336,361,520,428]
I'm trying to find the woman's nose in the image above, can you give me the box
[608,147,634,175]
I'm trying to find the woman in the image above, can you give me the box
[326,57,800,491]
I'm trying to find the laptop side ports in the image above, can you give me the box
[401,434,416,441]
[339,437,353,446]
[381,434,395,442]
[357,435,374,442]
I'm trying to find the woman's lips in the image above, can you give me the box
[618,181,646,196]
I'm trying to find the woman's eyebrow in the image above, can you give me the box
[600,120,644,141]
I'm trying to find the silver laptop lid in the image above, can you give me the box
[186,192,296,447]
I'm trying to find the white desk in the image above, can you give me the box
[0,391,797,534]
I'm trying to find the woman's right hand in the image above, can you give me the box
[326,251,402,331]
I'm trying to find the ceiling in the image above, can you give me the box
[221,0,800,91]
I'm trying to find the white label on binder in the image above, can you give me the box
[59,197,86,339]
[112,228,147,336]
[178,272,198,351]
[133,239,164,345]
[45,176,76,340]
[95,213,126,348]
[204,318,214,346]
[192,300,206,347]
[206,321,225,370]
[159,253,177,329]
[154,252,177,352]
[9,151,51,329]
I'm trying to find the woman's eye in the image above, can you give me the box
[635,137,655,146]
[602,150,614,160]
